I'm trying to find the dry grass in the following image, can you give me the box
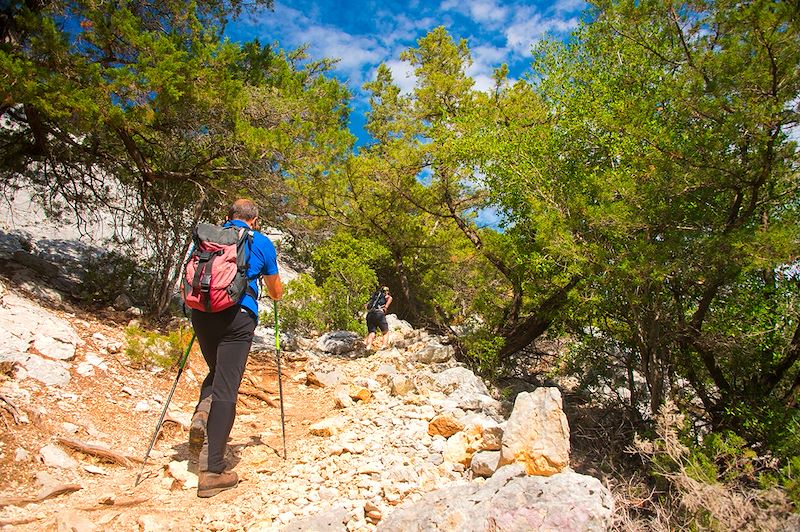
[565,398,800,531]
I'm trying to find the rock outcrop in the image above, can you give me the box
[0,281,612,531]
[498,388,571,476]
[379,464,614,532]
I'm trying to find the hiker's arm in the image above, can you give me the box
[383,294,392,311]
[263,273,283,300]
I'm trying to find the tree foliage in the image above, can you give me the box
[1,0,352,313]
[294,1,800,462]
[4,0,800,480]
[523,0,799,447]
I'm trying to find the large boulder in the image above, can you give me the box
[429,367,488,396]
[378,464,614,532]
[498,388,570,476]
[470,450,501,478]
[251,325,297,352]
[385,314,413,334]
[419,367,502,417]
[0,292,80,358]
[2,352,71,386]
[414,342,455,364]
[305,358,345,388]
[315,331,362,355]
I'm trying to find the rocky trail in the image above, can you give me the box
[0,206,613,531]
[0,281,614,531]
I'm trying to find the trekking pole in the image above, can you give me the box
[274,299,287,459]
[134,332,196,487]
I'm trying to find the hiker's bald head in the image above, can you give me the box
[228,199,258,222]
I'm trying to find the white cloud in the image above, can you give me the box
[440,0,510,27]
[504,7,579,57]
[247,4,388,88]
[374,12,439,47]
[296,25,386,82]
[467,44,510,92]
[553,0,587,14]
[383,59,418,95]
[471,43,509,65]
[470,74,497,93]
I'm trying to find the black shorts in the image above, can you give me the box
[366,309,388,334]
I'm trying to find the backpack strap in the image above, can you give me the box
[192,249,223,312]
[236,229,258,301]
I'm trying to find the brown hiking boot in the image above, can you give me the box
[197,470,238,498]
[188,410,208,459]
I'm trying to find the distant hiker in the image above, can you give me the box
[187,198,283,498]
[364,285,392,350]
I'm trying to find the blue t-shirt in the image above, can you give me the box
[224,219,279,321]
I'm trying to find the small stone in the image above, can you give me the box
[357,463,382,475]
[470,450,501,478]
[167,461,198,489]
[56,510,96,532]
[428,413,464,438]
[348,386,372,403]
[107,342,122,354]
[83,465,108,475]
[76,362,94,376]
[309,416,347,437]
[391,375,414,396]
[318,487,339,500]
[39,443,79,469]
[333,387,354,409]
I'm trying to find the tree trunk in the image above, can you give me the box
[498,276,580,358]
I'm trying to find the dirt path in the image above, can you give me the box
[0,306,336,531]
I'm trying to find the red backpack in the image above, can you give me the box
[181,223,254,312]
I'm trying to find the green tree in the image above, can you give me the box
[492,0,800,446]
[1,0,352,313]
[362,28,582,363]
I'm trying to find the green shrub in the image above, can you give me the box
[79,249,151,305]
[279,274,327,334]
[279,233,386,335]
[779,456,800,506]
[463,332,505,377]
[124,326,192,369]
[634,402,799,529]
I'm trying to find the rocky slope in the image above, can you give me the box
[0,203,612,531]
[0,275,613,531]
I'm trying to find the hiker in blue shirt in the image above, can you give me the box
[189,198,283,497]
[364,285,392,350]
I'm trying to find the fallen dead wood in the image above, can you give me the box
[237,395,258,410]
[239,385,278,407]
[0,516,40,526]
[248,363,291,379]
[56,437,141,467]
[0,393,21,424]
[79,496,149,511]
[244,374,277,394]
[0,483,81,508]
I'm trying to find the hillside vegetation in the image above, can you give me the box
[2,1,799,529]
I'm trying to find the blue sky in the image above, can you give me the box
[228,0,588,145]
